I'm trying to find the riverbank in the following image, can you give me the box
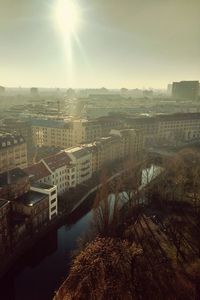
[54,199,200,300]
[0,161,131,279]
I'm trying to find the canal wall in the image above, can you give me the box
[70,169,128,213]
[0,167,130,279]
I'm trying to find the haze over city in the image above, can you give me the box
[1,1,200,300]
[1,0,200,88]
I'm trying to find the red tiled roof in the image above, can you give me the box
[43,151,72,172]
[23,161,51,181]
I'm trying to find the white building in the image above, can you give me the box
[42,152,75,193]
[30,182,58,220]
[65,146,93,185]
[24,152,75,194]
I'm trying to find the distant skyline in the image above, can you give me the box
[0,0,200,88]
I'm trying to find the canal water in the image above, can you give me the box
[1,200,94,300]
[0,165,162,300]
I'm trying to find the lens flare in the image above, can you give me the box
[55,0,80,35]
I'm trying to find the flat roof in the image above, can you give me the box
[31,119,71,129]
[31,182,55,190]
[0,168,28,186]
[66,146,91,159]
[17,191,47,207]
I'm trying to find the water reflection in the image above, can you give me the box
[0,165,161,300]
[1,208,93,300]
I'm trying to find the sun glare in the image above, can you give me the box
[55,0,80,35]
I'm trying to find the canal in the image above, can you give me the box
[0,165,162,300]
[0,195,94,300]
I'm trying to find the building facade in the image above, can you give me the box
[0,199,11,255]
[0,132,27,173]
[32,119,73,148]
[24,152,75,194]
[0,168,30,200]
[126,113,200,147]
[30,182,58,220]
[31,117,125,148]
[2,119,33,154]
[14,191,49,232]
[65,147,93,185]
[172,81,199,100]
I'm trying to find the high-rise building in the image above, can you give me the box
[30,87,39,96]
[172,81,199,100]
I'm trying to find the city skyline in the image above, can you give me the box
[1,0,200,88]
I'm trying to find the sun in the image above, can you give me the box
[55,0,80,35]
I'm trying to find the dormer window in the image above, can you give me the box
[2,142,6,147]
[7,141,11,146]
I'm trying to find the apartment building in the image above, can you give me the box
[23,161,51,183]
[110,129,144,157]
[14,190,49,232]
[32,118,89,148]
[30,182,58,220]
[88,128,144,173]
[25,127,144,192]
[25,147,93,191]
[65,147,93,185]
[71,119,87,145]
[126,113,200,146]
[42,152,75,192]
[0,132,28,173]
[2,119,33,153]
[172,81,199,100]
[0,199,11,255]
[84,121,102,142]
[32,119,73,148]
[31,116,125,148]
[24,152,75,194]
[0,173,58,255]
[0,168,30,200]
[84,116,124,142]
[156,113,200,143]
[89,136,123,173]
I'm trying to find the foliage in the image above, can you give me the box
[54,149,200,300]
[54,237,142,300]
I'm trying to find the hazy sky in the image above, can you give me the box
[0,0,200,88]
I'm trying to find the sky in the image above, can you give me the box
[0,0,200,89]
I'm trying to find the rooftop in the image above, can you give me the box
[65,146,91,159]
[31,119,71,129]
[0,132,25,149]
[43,151,72,171]
[16,190,47,207]
[127,112,200,125]
[0,168,28,187]
[31,182,55,190]
[23,161,51,181]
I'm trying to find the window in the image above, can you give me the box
[51,190,56,196]
[51,212,57,218]
[51,206,56,212]
[51,198,56,205]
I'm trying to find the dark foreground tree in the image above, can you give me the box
[54,237,142,300]
[54,236,195,300]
